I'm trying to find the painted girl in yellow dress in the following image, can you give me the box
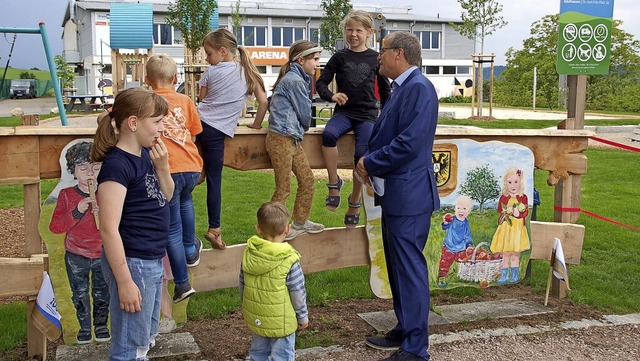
[490,167,530,284]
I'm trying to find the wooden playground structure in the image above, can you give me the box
[0,76,592,359]
[111,50,150,96]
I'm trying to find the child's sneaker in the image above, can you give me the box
[285,220,325,241]
[158,317,177,334]
[76,329,92,345]
[173,283,196,304]
[186,236,203,268]
[94,326,111,343]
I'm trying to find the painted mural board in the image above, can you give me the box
[366,139,534,298]
[38,138,189,345]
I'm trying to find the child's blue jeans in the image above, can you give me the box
[101,253,162,361]
[167,171,200,286]
[249,332,296,361]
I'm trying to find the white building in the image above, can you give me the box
[61,0,474,97]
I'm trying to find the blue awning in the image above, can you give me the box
[110,3,153,49]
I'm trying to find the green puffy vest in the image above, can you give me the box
[241,236,301,337]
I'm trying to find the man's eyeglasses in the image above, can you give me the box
[380,47,399,54]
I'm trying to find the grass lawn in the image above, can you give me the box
[0,67,54,81]
[0,116,638,353]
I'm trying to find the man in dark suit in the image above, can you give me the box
[356,31,440,361]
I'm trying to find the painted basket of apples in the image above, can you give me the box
[456,242,502,284]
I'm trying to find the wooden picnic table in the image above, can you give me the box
[65,94,107,113]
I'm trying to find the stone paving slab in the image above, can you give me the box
[358,310,450,333]
[358,299,553,333]
[55,332,200,360]
[436,298,553,323]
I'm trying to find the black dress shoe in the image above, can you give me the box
[365,331,403,350]
[378,349,427,361]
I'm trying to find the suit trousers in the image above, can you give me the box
[381,211,432,360]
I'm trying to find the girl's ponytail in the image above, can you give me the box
[91,111,118,162]
[238,46,266,95]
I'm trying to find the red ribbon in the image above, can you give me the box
[554,206,640,232]
[589,136,640,153]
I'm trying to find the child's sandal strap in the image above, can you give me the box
[326,177,344,191]
[347,193,361,208]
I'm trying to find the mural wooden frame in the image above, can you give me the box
[0,124,588,359]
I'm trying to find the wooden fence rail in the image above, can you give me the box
[0,125,591,359]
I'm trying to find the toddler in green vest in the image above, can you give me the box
[239,201,309,360]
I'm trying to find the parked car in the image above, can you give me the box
[9,79,37,99]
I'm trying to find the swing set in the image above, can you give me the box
[0,22,68,126]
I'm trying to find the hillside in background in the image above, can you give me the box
[484,65,506,79]
[0,67,53,81]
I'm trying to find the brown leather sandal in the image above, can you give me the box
[204,228,226,250]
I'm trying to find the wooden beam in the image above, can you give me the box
[192,227,368,292]
[0,127,592,181]
[27,298,47,360]
[191,222,582,292]
[0,177,40,185]
[0,255,45,297]
[225,128,593,175]
[24,183,43,256]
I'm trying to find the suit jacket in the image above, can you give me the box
[364,68,440,216]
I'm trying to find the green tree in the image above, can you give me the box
[459,164,500,212]
[19,71,36,79]
[166,0,218,62]
[496,14,559,109]
[230,0,246,43]
[452,0,507,116]
[495,15,640,112]
[585,20,640,112]
[54,55,75,89]
[319,0,353,54]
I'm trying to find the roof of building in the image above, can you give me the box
[64,0,462,25]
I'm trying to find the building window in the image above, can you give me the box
[456,66,470,75]
[424,66,439,74]
[272,27,305,47]
[174,28,183,45]
[153,24,173,45]
[241,26,267,46]
[443,66,456,74]
[310,28,320,44]
[415,31,440,50]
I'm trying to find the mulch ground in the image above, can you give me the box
[0,207,600,360]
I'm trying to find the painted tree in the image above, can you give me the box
[452,0,507,116]
[319,0,353,54]
[459,164,500,212]
[165,0,218,63]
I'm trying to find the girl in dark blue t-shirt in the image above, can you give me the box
[91,87,173,360]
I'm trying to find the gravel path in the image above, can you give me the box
[296,322,640,361]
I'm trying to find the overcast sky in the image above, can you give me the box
[1,0,638,70]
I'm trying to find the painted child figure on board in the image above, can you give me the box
[437,195,473,287]
[49,141,110,344]
[490,167,531,285]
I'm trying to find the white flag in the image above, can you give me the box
[31,271,62,340]
[552,238,570,290]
